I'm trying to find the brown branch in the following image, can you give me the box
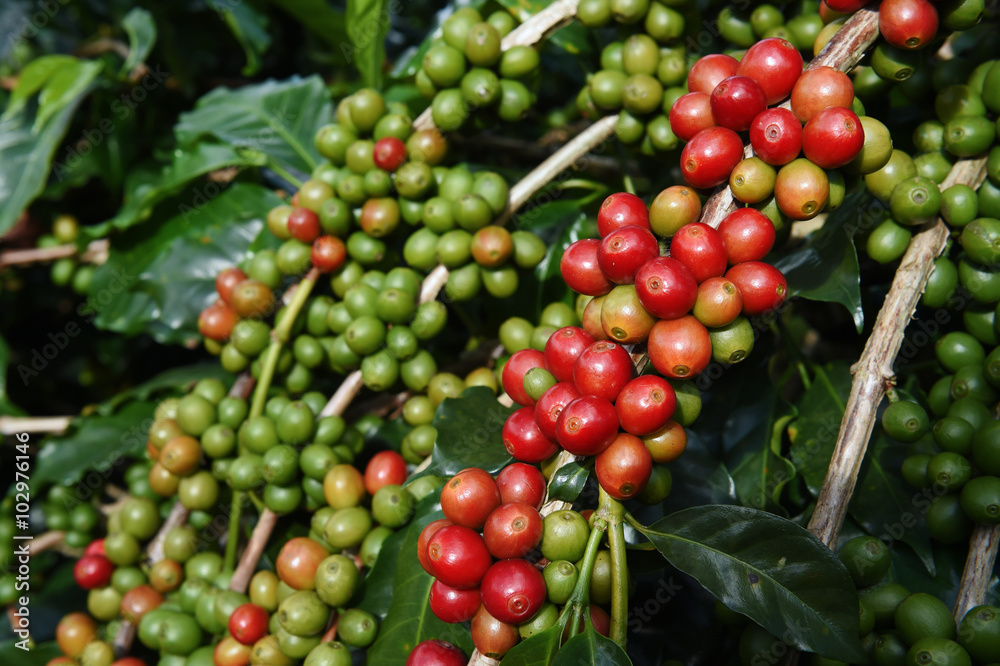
[0,416,73,436]
[466,650,501,666]
[0,239,109,269]
[954,524,1000,622]
[27,530,66,556]
[229,508,279,594]
[806,157,989,548]
[700,7,881,229]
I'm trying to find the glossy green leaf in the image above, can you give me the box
[268,0,349,52]
[553,627,631,665]
[638,505,863,661]
[209,0,271,76]
[31,400,156,491]
[788,364,850,496]
[83,142,263,240]
[346,0,390,88]
[547,461,589,502]
[850,430,935,575]
[174,76,331,176]
[427,386,516,476]
[365,500,473,663]
[90,183,284,345]
[772,193,865,333]
[120,8,157,76]
[0,58,102,236]
[500,626,563,666]
[0,335,24,417]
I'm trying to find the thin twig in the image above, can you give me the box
[954,524,1000,622]
[0,416,73,436]
[229,508,279,594]
[0,239,110,269]
[27,530,66,556]
[806,157,988,548]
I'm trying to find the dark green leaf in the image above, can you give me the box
[0,58,102,236]
[83,142,263,240]
[638,505,863,661]
[0,641,60,663]
[208,0,271,76]
[547,461,589,503]
[788,364,850,496]
[267,0,349,52]
[90,183,284,345]
[0,335,25,416]
[364,500,473,663]
[346,0,390,88]
[174,76,332,176]
[120,8,157,77]
[31,401,155,491]
[427,386,516,476]
[772,193,865,333]
[500,626,563,666]
[552,627,631,666]
[850,430,935,575]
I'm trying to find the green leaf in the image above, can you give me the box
[426,386,516,476]
[174,76,332,176]
[638,505,863,661]
[0,58,102,236]
[120,8,157,77]
[0,641,61,664]
[208,0,271,76]
[500,626,563,666]
[0,335,25,417]
[553,627,631,665]
[547,461,589,503]
[788,363,850,496]
[83,142,264,240]
[364,504,473,663]
[266,0,349,52]
[772,193,865,333]
[346,0,390,88]
[90,183,284,345]
[850,430,935,575]
[31,400,155,492]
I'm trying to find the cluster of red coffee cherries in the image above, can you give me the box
[418,464,553,657]
[830,0,939,50]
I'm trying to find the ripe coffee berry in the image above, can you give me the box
[502,406,560,463]
[373,137,407,172]
[726,262,788,316]
[669,223,728,283]
[83,539,106,557]
[533,382,582,440]
[717,208,776,264]
[418,519,453,575]
[441,468,502,529]
[556,395,620,456]
[496,463,546,508]
[595,433,653,500]
[790,66,854,123]
[427,525,493,589]
[311,235,347,273]
[544,326,596,383]
[736,38,804,105]
[483,502,543,559]
[596,192,651,237]
[364,450,407,495]
[229,603,269,645]
[287,207,321,243]
[480,559,547,624]
[681,127,744,190]
[635,257,699,320]
[74,554,113,590]
[502,349,547,406]
[647,316,712,379]
[687,53,739,95]
[710,76,767,132]
[471,604,520,659]
[198,302,237,341]
[597,225,660,285]
[669,92,716,143]
[802,107,865,169]
[749,108,803,166]
[573,340,634,402]
[216,267,248,304]
[692,278,744,328]
[429,580,481,623]
[616,375,676,436]
[561,239,614,296]
[407,639,468,666]
[879,0,938,50]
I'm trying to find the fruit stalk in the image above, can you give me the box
[413,0,581,132]
[700,6,882,228]
[953,524,1000,622]
[807,156,988,548]
[602,487,628,648]
[0,238,109,268]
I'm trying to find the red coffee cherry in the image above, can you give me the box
[615,375,676,436]
[495,463,546,508]
[634,257,699,320]
[288,207,321,243]
[373,137,407,172]
[647,316,712,379]
[687,53,740,95]
[418,518,453,575]
[502,349,547,407]
[736,38,804,105]
[596,192,651,237]
[749,108,803,166]
[561,239,614,296]
[502,406,560,463]
[228,603,269,645]
[441,467,502,529]
[556,395,620,456]
[717,208,776,264]
[483,502,543,559]
[680,127,744,190]
[480,559,547,624]
[533,382,582,441]
[710,76,767,132]
[595,432,653,500]
[73,554,113,590]
[429,580,482,623]
[669,223,728,283]
[364,450,407,495]
[406,639,468,666]
[597,225,660,285]
[790,66,854,124]
[544,326,596,383]
[879,0,938,50]
[573,340,635,402]
[726,262,788,316]
[669,92,716,143]
[427,525,493,589]
[311,235,347,273]
[802,107,865,170]
[216,267,248,304]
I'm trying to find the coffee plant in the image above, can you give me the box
[2,0,1000,664]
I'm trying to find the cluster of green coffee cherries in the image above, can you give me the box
[862,56,1000,266]
[416,7,543,130]
[38,214,95,295]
